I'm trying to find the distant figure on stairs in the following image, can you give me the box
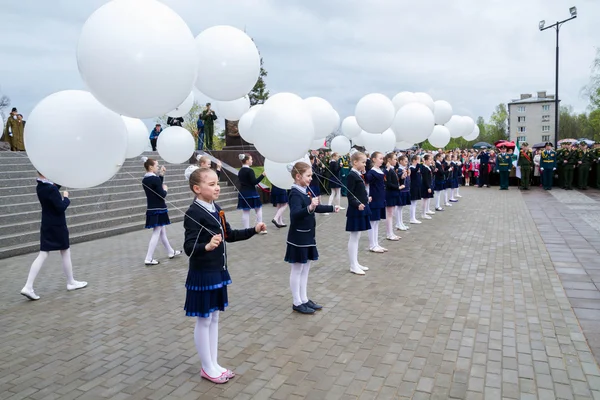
[149,124,162,152]
[20,172,88,301]
[2,107,26,151]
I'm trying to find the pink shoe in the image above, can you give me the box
[223,370,235,379]
[201,369,229,384]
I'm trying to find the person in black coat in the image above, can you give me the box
[408,155,422,224]
[270,185,288,228]
[184,167,266,383]
[142,158,180,266]
[327,153,344,209]
[420,155,435,219]
[383,152,401,241]
[345,151,371,275]
[20,173,87,301]
[237,153,267,232]
[433,153,445,211]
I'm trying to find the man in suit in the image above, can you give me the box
[540,142,557,190]
[496,145,512,190]
[477,147,490,187]
[518,142,534,190]
[577,141,593,190]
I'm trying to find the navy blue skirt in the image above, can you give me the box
[284,245,319,264]
[410,188,422,201]
[450,178,459,189]
[40,224,70,251]
[385,191,401,207]
[434,180,445,191]
[346,205,372,232]
[369,207,386,222]
[145,209,170,229]
[399,191,411,206]
[237,194,262,210]
[271,187,289,205]
[329,176,342,189]
[421,187,434,198]
[184,269,232,318]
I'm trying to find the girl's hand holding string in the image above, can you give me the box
[399,185,405,190]
[163,184,168,191]
[63,191,69,198]
[205,234,222,251]
[159,166,166,176]
[333,205,340,213]
[308,197,319,212]
[358,204,365,211]
[255,222,267,233]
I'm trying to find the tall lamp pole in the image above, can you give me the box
[539,7,577,147]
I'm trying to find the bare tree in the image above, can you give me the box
[0,94,10,119]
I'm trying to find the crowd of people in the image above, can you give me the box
[1,107,25,151]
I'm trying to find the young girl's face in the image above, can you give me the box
[399,158,408,167]
[412,157,420,165]
[193,171,220,202]
[295,169,312,187]
[148,161,159,174]
[245,156,253,166]
[372,153,384,168]
[200,160,212,168]
[388,156,397,167]
[352,156,367,171]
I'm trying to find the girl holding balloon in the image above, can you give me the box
[237,154,267,234]
[345,151,371,275]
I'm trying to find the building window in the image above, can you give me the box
[517,136,527,142]
[517,106,526,112]
[542,135,550,142]
[542,104,551,111]
[518,126,526,133]
[518,116,526,122]
[542,126,550,132]
[542,114,550,122]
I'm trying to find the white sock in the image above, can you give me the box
[290,263,303,306]
[457,187,461,196]
[386,208,395,237]
[299,262,311,304]
[194,316,220,378]
[241,210,250,229]
[396,206,404,227]
[410,203,417,221]
[327,193,334,206]
[24,251,49,290]
[427,199,433,212]
[209,311,227,374]
[273,204,287,224]
[444,189,449,203]
[368,221,379,248]
[348,232,361,268]
[145,227,161,261]
[255,207,263,224]
[422,200,428,217]
[435,192,441,208]
[159,226,175,255]
[60,249,75,285]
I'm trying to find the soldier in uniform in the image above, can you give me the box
[577,142,593,190]
[496,145,511,190]
[561,143,577,190]
[517,142,534,190]
[594,143,600,189]
[540,142,557,190]
[556,142,568,188]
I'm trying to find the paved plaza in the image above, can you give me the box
[2,187,600,399]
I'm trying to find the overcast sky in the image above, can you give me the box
[1,0,598,127]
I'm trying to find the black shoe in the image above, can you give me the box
[272,219,283,228]
[305,300,322,310]
[292,304,315,314]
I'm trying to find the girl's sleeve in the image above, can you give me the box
[346,175,362,208]
[48,186,70,213]
[249,169,265,186]
[224,221,257,242]
[289,192,311,220]
[184,211,207,257]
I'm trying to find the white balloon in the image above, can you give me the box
[352,131,367,146]
[361,130,395,153]
[392,91,418,112]
[252,100,315,163]
[414,92,435,111]
[122,116,150,159]
[77,0,197,118]
[395,141,414,150]
[216,96,250,121]
[392,102,435,143]
[24,90,127,188]
[267,92,304,107]
[157,126,195,164]
[433,100,453,125]
[237,105,262,144]
[428,125,451,148]
[461,116,475,137]
[355,93,395,133]
[330,135,351,154]
[195,25,260,101]
[264,159,294,189]
[341,116,362,139]
[445,115,465,139]
[464,125,480,141]
[310,138,325,150]
[304,97,336,139]
[328,109,341,134]
[167,92,194,117]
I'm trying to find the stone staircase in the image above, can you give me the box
[0,151,239,259]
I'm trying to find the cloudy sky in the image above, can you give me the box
[1,0,599,127]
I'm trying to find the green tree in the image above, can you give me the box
[248,57,269,106]
[582,48,600,110]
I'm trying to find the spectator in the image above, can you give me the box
[167,116,184,127]
[3,108,25,151]
[201,103,217,150]
[149,124,162,151]
[196,115,205,150]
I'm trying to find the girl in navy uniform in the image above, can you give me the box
[420,154,435,219]
[455,152,463,198]
[433,153,445,211]
[396,155,411,231]
[365,152,387,253]
[327,153,344,210]
[142,158,180,266]
[383,152,401,241]
[449,154,460,202]
[308,155,322,202]
[237,154,267,233]
[20,173,87,300]
[285,162,339,314]
[443,154,453,207]
[184,168,266,383]
[409,155,422,224]
[270,185,288,228]
[346,151,371,275]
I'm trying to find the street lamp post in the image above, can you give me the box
[539,7,577,147]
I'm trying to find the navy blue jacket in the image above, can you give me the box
[477,151,490,165]
[421,165,433,190]
[385,167,400,191]
[409,165,421,191]
[238,166,264,196]
[286,187,333,247]
[399,167,410,192]
[37,180,69,227]
[346,170,368,208]
[365,168,386,209]
[142,175,167,211]
[434,161,445,181]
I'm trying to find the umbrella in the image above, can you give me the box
[473,142,492,149]
[532,142,546,149]
[557,138,577,145]
[495,140,515,149]
[577,138,595,146]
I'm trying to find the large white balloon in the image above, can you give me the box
[362,130,395,153]
[252,98,315,163]
[310,138,326,150]
[392,91,418,112]
[77,0,197,118]
[330,135,351,154]
[414,92,435,111]
[445,115,465,139]
[157,126,195,164]
[304,97,336,139]
[341,116,362,139]
[195,25,260,101]
[428,125,451,148]
[392,103,435,144]
[433,100,453,125]
[395,141,414,150]
[167,92,194,117]
[352,130,368,147]
[122,116,150,158]
[264,159,294,189]
[238,104,262,144]
[355,93,395,133]
[461,116,475,137]
[464,125,480,141]
[329,109,341,134]
[216,96,250,121]
[24,90,127,188]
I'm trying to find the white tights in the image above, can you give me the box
[241,208,263,229]
[290,262,311,306]
[410,202,418,221]
[444,189,450,204]
[328,188,341,207]
[395,206,404,228]
[24,249,76,290]
[273,204,287,225]
[348,231,362,268]
[435,191,442,209]
[422,198,431,216]
[368,220,380,249]
[194,312,227,378]
[385,207,395,237]
[145,226,174,262]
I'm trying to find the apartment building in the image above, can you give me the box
[508,91,557,145]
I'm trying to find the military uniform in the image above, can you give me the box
[556,144,568,188]
[561,147,577,190]
[517,144,534,190]
[497,149,512,190]
[577,143,594,190]
[540,144,556,190]
[594,146,600,189]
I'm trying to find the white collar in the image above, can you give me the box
[241,165,250,169]
[422,164,431,170]
[194,198,216,213]
[144,172,157,177]
[351,168,363,175]
[36,178,54,185]
[291,184,307,194]
[371,167,384,174]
